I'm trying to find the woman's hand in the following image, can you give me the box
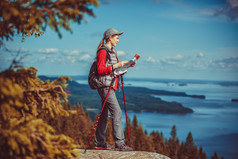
[113,61,129,69]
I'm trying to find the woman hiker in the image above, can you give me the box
[94,28,133,151]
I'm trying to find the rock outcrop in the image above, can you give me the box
[77,149,170,159]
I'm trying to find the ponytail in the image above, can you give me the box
[96,38,104,56]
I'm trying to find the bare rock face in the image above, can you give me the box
[77,149,170,159]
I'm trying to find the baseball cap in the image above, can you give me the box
[103,28,123,40]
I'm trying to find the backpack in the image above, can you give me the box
[88,47,110,90]
[88,61,104,89]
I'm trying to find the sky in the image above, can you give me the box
[1,0,238,81]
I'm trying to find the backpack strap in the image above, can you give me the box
[96,46,111,61]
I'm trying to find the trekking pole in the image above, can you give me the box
[120,75,131,147]
[84,78,116,154]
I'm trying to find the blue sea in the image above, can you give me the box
[76,78,238,159]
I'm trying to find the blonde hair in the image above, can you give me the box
[96,38,104,56]
[96,34,117,57]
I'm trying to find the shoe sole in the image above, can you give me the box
[114,148,133,151]
[94,147,132,151]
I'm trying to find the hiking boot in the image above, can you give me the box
[95,143,114,150]
[115,144,133,151]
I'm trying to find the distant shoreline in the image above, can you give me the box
[69,75,238,87]
[39,76,208,114]
[67,80,204,114]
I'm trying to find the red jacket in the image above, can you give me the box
[97,49,119,90]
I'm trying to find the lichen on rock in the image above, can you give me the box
[77,149,170,159]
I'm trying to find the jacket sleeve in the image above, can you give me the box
[97,49,112,75]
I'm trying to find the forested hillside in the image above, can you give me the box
[46,100,223,159]
[0,67,80,158]
[0,67,225,159]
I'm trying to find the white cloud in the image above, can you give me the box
[66,54,80,63]
[191,60,207,70]
[197,52,205,58]
[64,50,80,55]
[71,59,76,63]
[172,54,184,60]
[34,47,93,64]
[39,56,47,61]
[209,56,238,71]
[71,50,80,55]
[146,56,157,63]
[145,53,210,71]
[80,54,91,61]
[146,54,189,67]
[50,57,63,63]
[37,48,59,54]
[117,50,126,56]
[161,54,188,65]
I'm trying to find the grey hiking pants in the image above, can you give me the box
[95,87,125,147]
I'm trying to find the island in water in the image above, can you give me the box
[39,76,206,115]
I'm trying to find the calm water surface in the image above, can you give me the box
[121,79,238,159]
[77,79,238,159]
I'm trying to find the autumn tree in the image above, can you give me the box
[168,125,180,159]
[0,0,98,40]
[183,132,201,159]
[132,114,138,128]
[43,103,94,147]
[0,67,81,158]
[151,131,163,153]
[211,152,219,159]
[198,147,207,159]
[134,124,146,150]
[185,132,194,148]
[178,142,187,159]
[122,115,151,151]
[0,0,99,158]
